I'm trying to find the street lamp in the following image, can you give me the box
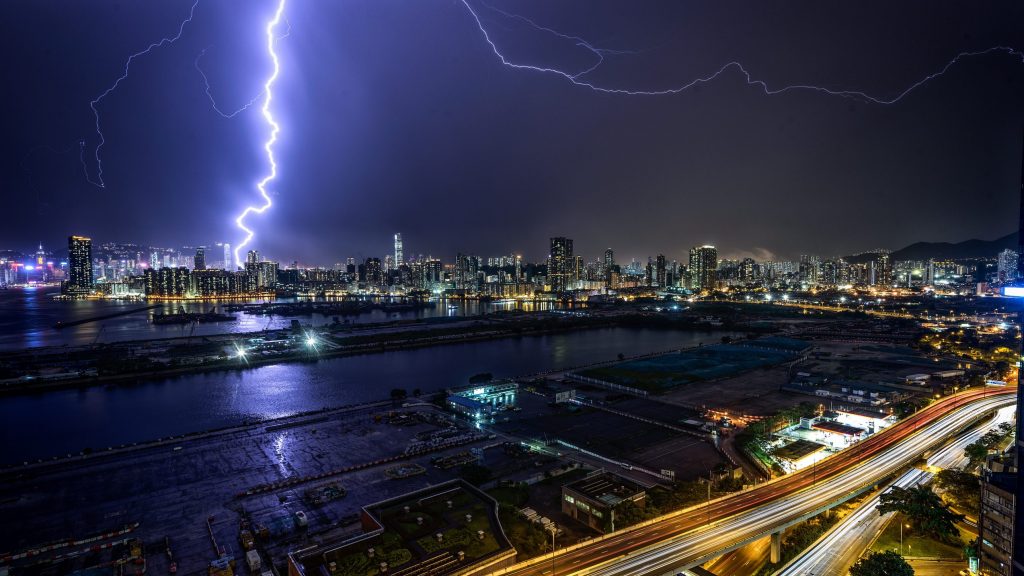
[548,525,557,575]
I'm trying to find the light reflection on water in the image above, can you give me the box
[0,327,736,465]
[0,289,566,350]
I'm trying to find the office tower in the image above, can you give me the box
[515,255,522,284]
[194,247,206,271]
[455,253,479,290]
[394,233,403,267]
[688,245,717,293]
[603,248,615,283]
[739,258,757,283]
[1012,128,1024,576]
[820,260,838,286]
[574,255,584,283]
[799,254,819,284]
[247,250,260,266]
[257,261,278,289]
[871,252,893,287]
[998,249,1018,283]
[655,254,667,287]
[549,237,573,292]
[364,258,383,287]
[66,235,93,294]
[223,243,233,270]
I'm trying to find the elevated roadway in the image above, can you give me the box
[487,387,1013,576]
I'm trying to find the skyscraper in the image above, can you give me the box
[655,254,667,287]
[222,243,233,271]
[998,249,1018,283]
[1011,128,1024,576]
[549,237,573,292]
[688,245,717,293]
[66,235,93,294]
[364,257,383,287]
[194,247,206,271]
[394,233,403,267]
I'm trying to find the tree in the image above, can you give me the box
[849,550,913,576]
[390,388,408,402]
[964,423,1013,468]
[877,484,964,542]
[934,469,980,512]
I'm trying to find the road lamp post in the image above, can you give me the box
[707,469,713,523]
[549,525,556,575]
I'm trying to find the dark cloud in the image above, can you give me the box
[2,0,1023,263]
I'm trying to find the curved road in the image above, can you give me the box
[487,387,1014,576]
[776,403,1015,576]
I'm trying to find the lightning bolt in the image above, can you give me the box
[477,0,637,80]
[233,0,287,267]
[194,20,290,119]
[83,0,200,188]
[461,0,1023,104]
[194,47,263,119]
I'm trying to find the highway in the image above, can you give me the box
[775,403,1015,576]
[487,387,1013,576]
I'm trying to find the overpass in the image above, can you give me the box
[485,387,1013,576]
[775,404,1016,576]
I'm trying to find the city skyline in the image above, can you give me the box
[4,1,1024,263]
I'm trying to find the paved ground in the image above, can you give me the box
[0,403,493,575]
[659,365,799,417]
[906,558,969,576]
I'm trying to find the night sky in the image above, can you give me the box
[4,1,1024,264]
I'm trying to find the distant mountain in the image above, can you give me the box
[845,232,1017,263]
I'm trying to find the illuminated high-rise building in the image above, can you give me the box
[548,237,573,292]
[222,243,233,270]
[655,254,667,287]
[739,258,757,283]
[364,257,383,287]
[998,249,1018,283]
[1010,128,1024,576]
[394,233,403,267]
[688,245,717,293]
[247,250,260,266]
[66,235,93,294]
[194,247,206,271]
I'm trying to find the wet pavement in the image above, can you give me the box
[0,402,495,575]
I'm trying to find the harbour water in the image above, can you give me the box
[0,287,563,350]
[0,294,736,465]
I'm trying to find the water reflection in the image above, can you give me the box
[0,290,572,350]
[0,327,735,465]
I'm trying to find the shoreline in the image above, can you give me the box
[1,314,741,397]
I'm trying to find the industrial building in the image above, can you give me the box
[287,480,515,576]
[773,439,828,473]
[561,471,647,533]
[447,382,518,419]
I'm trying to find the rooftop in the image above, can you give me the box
[564,471,646,507]
[289,480,515,576]
[836,406,893,420]
[773,439,826,462]
[812,420,866,436]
